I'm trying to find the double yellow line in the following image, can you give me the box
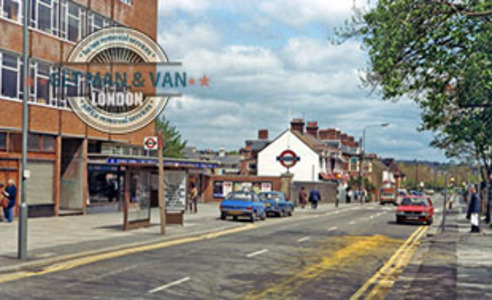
[350,225,428,299]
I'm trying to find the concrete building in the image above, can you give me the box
[0,0,160,216]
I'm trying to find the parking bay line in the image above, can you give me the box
[297,236,311,243]
[149,276,191,294]
[328,226,338,231]
[246,249,269,258]
[349,221,357,225]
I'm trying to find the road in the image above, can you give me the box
[0,200,440,299]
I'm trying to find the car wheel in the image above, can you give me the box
[260,211,266,221]
[279,210,285,218]
[380,202,385,205]
[287,209,293,217]
[250,212,256,223]
[396,217,402,224]
[427,218,433,225]
[220,212,226,220]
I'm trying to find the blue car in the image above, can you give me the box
[259,191,294,217]
[220,191,266,222]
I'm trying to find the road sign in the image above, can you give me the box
[143,136,159,150]
[277,150,300,169]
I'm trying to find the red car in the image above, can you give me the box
[396,196,434,225]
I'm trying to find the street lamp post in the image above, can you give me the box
[359,123,389,203]
[18,0,30,259]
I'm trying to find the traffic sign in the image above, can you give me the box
[144,136,159,150]
[277,150,300,169]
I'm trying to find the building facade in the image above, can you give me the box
[0,0,159,216]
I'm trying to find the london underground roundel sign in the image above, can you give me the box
[277,150,300,168]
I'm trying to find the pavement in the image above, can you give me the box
[0,202,356,274]
[388,195,492,299]
[0,201,419,299]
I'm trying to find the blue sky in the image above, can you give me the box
[157,0,447,162]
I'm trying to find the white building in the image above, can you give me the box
[257,130,322,182]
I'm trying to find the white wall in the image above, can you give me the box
[258,131,321,182]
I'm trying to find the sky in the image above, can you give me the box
[156,0,447,162]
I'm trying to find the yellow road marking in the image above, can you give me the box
[246,235,404,300]
[364,226,428,299]
[350,226,427,300]
[0,224,256,284]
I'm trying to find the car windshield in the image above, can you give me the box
[400,198,429,206]
[225,192,253,201]
[259,193,283,201]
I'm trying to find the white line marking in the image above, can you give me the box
[149,277,191,294]
[369,215,375,219]
[297,236,311,242]
[246,249,269,258]
[328,226,338,231]
[67,265,139,288]
[349,221,357,225]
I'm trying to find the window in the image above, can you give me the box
[0,132,6,151]
[42,135,55,152]
[28,133,41,151]
[1,53,19,99]
[36,62,50,104]
[1,0,21,21]
[119,0,133,5]
[30,0,59,34]
[10,133,22,152]
[61,1,83,42]
[88,11,112,34]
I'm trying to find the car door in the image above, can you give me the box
[427,198,434,216]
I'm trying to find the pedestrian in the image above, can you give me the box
[308,188,321,209]
[467,185,481,233]
[189,183,198,214]
[298,186,307,209]
[346,187,351,204]
[2,180,17,223]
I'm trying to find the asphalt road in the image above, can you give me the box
[0,201,437,299]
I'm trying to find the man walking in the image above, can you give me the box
[309,188,321,209]
[467,185,481,233]
[189,183,198,214]
[298,187,307,209]
[2,180,17,223]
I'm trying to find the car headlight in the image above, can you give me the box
[421,211,429,217]
[396,211,405,216]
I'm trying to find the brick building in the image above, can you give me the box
[0,0,160,216]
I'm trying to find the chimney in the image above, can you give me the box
[319,129,329,140]
[258,129,269,140]
[306,121,319,138]
[290,119,305,134]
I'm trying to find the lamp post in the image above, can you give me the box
[359,123,389,203]
[19,0,30,259]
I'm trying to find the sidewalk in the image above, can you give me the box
[0,201,350,273]
[389,199,492,299]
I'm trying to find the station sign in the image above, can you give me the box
[277,150,300,169]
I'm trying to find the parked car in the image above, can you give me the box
[220,191,266,222]
[259,191,294,217]
[396,196,434,225]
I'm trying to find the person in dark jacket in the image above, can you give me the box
[2,180,17,223]
[309,188,321,209]
[467,186,481,233]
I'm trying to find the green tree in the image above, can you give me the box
[156,116,187,158]
[337,0,492,221]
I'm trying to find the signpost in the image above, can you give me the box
[276,150,300,173]
[143,136,159,151]
[157,133,166,235]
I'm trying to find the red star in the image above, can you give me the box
[188,78,196,86]
[25,77,34,87]
[39,78,48,86]
[200,75,210,87]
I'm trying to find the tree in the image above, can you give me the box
[337,0,492,222]
[156,117,187,158]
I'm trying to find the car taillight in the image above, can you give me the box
[247,206,253,211]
